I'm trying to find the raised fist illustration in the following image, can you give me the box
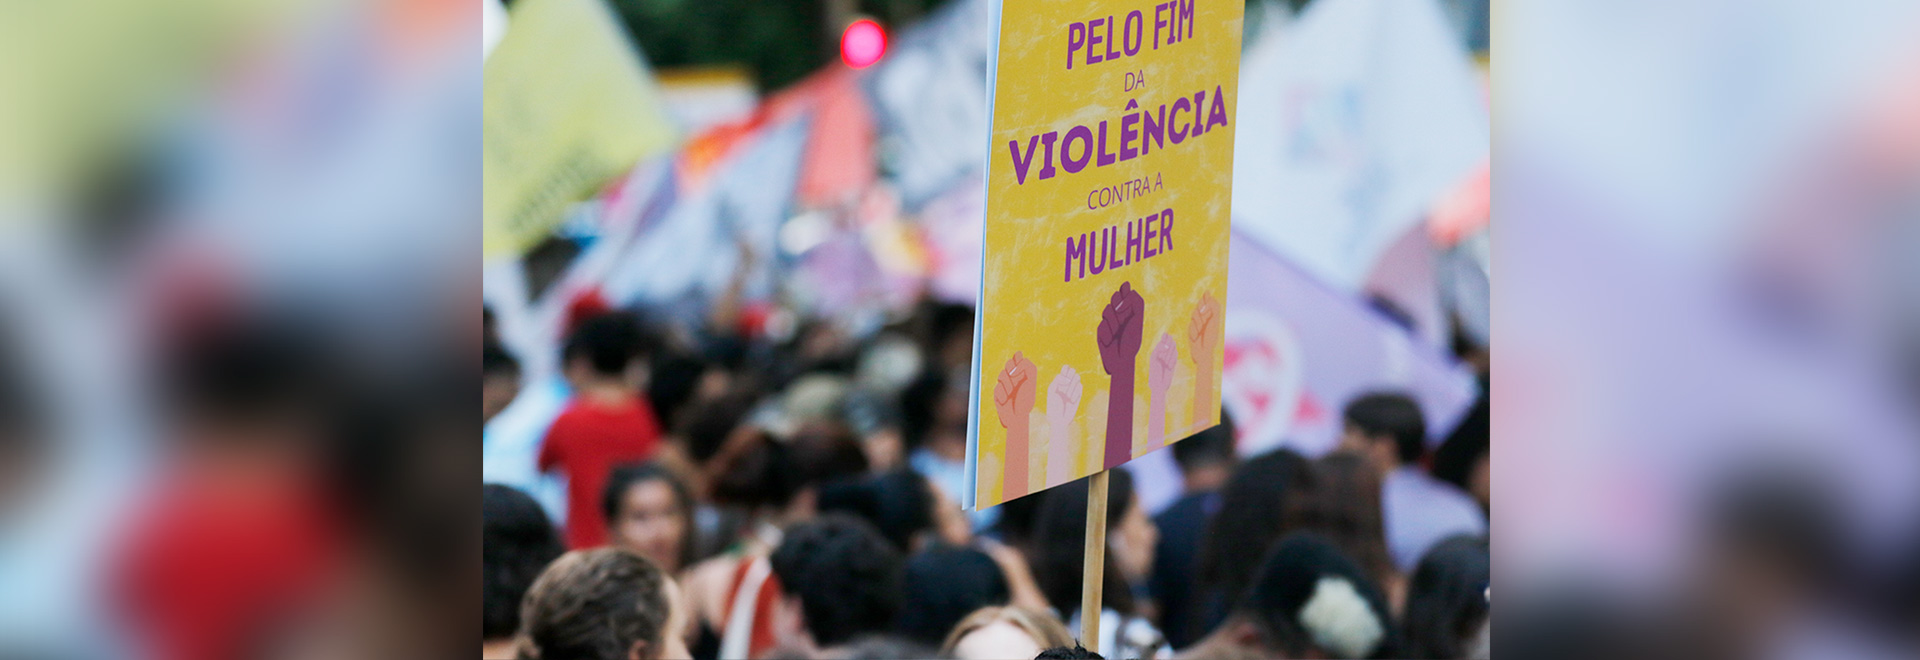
[994,352,1037,429]
[1188,292,1221,428]
[1147,333,1177,448]
[994,352,1037,499]
[1188,292,1220,362]
[1045,365,1083,487]
[1098,282,1147,377]
[1148,332,1178,397]
[1097,282,1145,469]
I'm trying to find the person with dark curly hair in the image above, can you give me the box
[816,467,979,555]
[766,514,904,658]
[485,484,566,659]
[1400,535,1489,659]
[516,548,690,660]
[1035,645,1105,659]
[894,545,1011,646]
[681,424,869,659]
[1184,532,1401,660]
[1189,448,1315,642]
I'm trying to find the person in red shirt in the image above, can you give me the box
[540,312,664,549]
[113,313,346,660]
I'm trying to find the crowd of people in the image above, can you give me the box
[482,298,1490,659]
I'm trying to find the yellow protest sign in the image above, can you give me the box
[965,0,1241,509]
[483,0,677,258]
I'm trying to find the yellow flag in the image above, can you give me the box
[483,0,677,258]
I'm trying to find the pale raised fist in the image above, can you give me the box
[1148,332,1178,395]
[993,352,1038,428]
[1046,365,1083,425]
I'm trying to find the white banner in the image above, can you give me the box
[1231,0,1488,292]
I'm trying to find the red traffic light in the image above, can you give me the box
[840,19,887,69]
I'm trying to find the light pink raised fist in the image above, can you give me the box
[1046,365,1083,430]
[1045,365,1083,487]
[1149,332,1178,396]
[1147,333,1176,448]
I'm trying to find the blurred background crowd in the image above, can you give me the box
[481,301,1489,659]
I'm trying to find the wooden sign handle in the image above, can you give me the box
[1080,469,1110,654]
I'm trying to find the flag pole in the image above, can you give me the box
[1080,469,1110,654]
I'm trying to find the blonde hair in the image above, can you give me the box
[939,606,1075,657]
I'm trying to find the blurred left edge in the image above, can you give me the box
[0,0,482,658]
